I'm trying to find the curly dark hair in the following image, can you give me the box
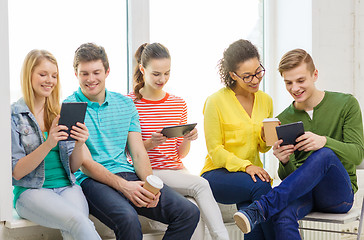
[218,39,260,88]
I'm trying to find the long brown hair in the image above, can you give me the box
[133,43,170,101]
[21,49,60,132]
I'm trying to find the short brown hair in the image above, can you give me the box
[278,49,315,76]
[73,43,109,73]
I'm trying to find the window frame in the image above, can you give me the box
[0,0,12,222]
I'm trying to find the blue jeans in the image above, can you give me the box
[16,184,100,240]
[256,148,354,240]
[81,172,200,240]
[202,168,275,240]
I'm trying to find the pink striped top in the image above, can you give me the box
[127,92,187,169]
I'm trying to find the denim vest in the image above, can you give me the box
[11,98,76,188]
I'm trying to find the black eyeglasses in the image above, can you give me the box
[233,64,266,83]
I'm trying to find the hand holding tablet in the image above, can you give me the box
[275,121,305,146]
[161,123,197,138]
[58,102,87,141]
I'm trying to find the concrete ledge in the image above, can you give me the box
[5,210,38,229]
[5,203,239,240]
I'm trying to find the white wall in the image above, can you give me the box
[356,1,364,109]
[312,1,355,93]
[313,0,364,111]
[0,0,13,221]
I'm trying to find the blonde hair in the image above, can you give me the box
[21,49,61,132]
[278,49,316,76]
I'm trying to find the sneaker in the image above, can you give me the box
[234,211,253,233]
[233,202,265,234]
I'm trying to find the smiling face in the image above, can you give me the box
[140,58,171,92]
[31,59,58,101]
[282,62,318,104]
[76,60,109,104]
[229,58,262,94]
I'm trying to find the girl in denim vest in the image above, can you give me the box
[11,49,100,240]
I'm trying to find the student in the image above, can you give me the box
[201,39,275,240]
[234,49,364,240]
[65,43,200,240]
[11,49,100,239]
[128,42,230,240]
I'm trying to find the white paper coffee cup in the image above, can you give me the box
[263,118,280,146]
[143,175,164,195]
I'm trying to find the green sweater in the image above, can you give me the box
[277,91,364,193]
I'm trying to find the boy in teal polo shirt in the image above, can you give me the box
[233,49,364,240]
[65,43,199,240]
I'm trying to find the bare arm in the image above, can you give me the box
[177,128,198,158]
[68,122,90,172]
[13,116,68,180]
[128,131,160,208]
[128,131,153,181]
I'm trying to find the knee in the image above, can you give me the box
[114,207,140,229]
[315,147,336,158]
[188,202,201,223]
[251,180,272,199]
[180,201,200,225]
[317,147,334,155]
[66,212,96,233]
[193,177,212,194]
[307,147,339,166]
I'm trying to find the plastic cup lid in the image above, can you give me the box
[146,175,164,189]
[263,118,279,122]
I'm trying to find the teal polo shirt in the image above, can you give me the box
[64,88,141,184]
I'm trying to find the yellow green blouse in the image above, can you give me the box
[201,87,273,174]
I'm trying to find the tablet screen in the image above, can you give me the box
[58,102,87,141]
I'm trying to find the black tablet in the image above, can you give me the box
[58,102,87,141]
[161,123,197,138]
[275,121,305,146]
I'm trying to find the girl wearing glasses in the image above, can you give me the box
[128,43,229,240]
[201,39,275,240]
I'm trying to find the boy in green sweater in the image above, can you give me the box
[233,49,364,240]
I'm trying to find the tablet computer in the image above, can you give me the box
[161,123,197,138]
[58,102,87,141]
[275,121,305,146]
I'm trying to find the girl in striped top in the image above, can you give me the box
[128,43,229,240]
